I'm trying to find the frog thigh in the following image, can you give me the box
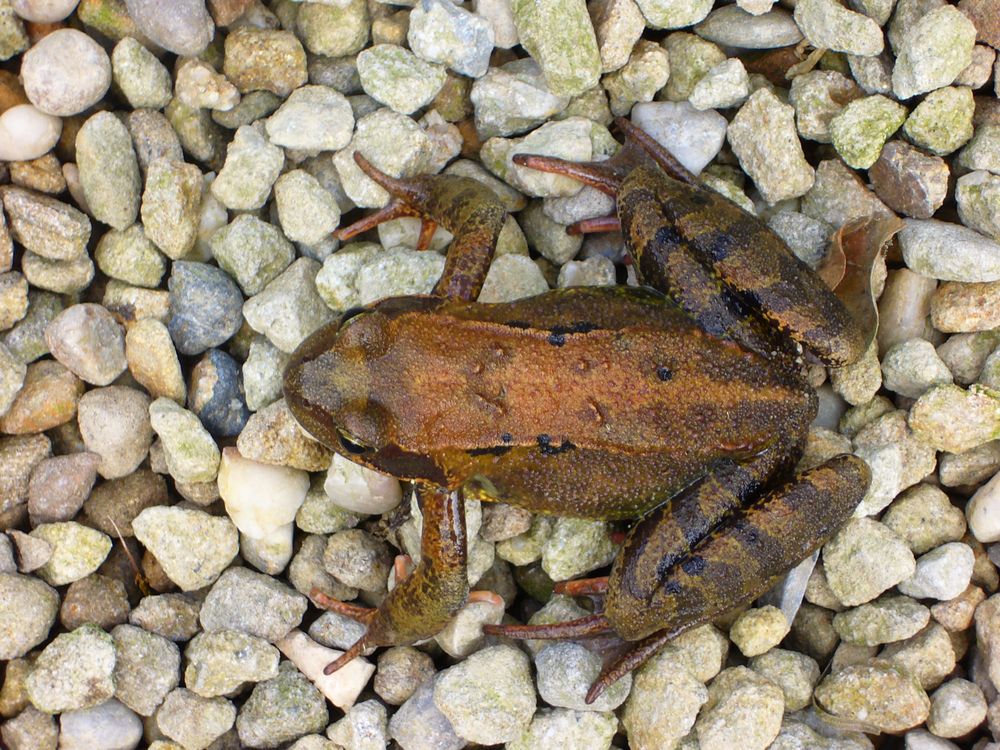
[622,168,867,367]
[605,453,870,641]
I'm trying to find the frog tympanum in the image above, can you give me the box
[283,119,873,702]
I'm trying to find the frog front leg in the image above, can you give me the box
[489,453,870,703]
[315,485,470,673]
[338,153,506,301]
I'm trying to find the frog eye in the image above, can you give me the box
[340,306,366,326]
[339,433,369,455]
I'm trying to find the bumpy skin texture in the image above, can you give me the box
[283,125,872,696]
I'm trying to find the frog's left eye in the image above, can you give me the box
[338,433,369,455]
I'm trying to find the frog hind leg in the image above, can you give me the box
[314,486,471,675]
[587,453,870,703]
[336,153,506,301]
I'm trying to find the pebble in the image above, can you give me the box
[882,484,967,554]
[1,706,58,750]
[77,386,154,479]
[30,521,111,586]
[10,154,65,195]
[508,707,617,750]
[926,678,987,737]
[542,517,617,581]
[265,85,354,152]
[957,171,1000,242]
[374,646,436,706]
[881,339,953,398]
[26,451,99,524]
[356,44,446,115]
[512,0,601,97]
[747,649,820,712]
[829,95,906,170]
[20,251,94,295]
[175,58,239,112]
[243,258,335,353]
[148,397,220,482]
[470,59,570,138]
[198,567,305,644]
[223,27,306,97]
[694,6,801,48]
[894,6,976,99]
[125,0,213,56]
[388,674,464,750]
[870,140,949,219]
[288,532,358,603]
[211,214,293,297]
[110,37,172,110]
[94,225,167,289]
[60,572,129,631]
[111,623,180,716]
[958,123,1000,174]
[936,331,1000,385]
[0,359,82,434]
[823,518,916,606]
[26,624,116,713]
[832,594,930,646]
[0,572,58,659]
[882,623,956,690]
[156,688,236,750]
[127,110,183,176]
[408,0,494,79]
[187,350,249,437]
[694,666,785,750]
[688,57,750,111]
[622,653,706,748]
[323,452,403,517]
[327,699,388,750]
[589,0,644,73]
[236,663,328,748]
[729,605,791,656]
[815,660,930,733]
[909,384,1000,451]
[354,247,446,303]
[295,0,370,58]
[903,86,975,156]
[900,218,1000,282]
[76,111,142,231]
[166,261,243,356]
[897,542,975,600]
[602,40,670,116]
[236,398,332,471]
[184,629,280,697]
[728,89,814,204]
[9,0,80,22]
[132,506,237,591]
[0,104,62,162]
[273,170,341,247]
[535,641,631,712]
[242,335,287,412]
[128,593,201,642]
[1,185,90,261]
[140,158,204,260]
[793,0,884,55]
[58,699,143,750]
[0,432,50,515]
[323,528,392,592]
[82,469,168,538]
[434,645,536,744]
[124,319,185,403]
[800,157,892,228]
[21,29,110,116]
[211,123,284,211]
[931,281,1000,332]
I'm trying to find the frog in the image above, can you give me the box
[282,118,873,703]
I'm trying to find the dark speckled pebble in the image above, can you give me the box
[167,261,243,356]
[188,349,250,438]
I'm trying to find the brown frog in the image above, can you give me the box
[282,119,873,702]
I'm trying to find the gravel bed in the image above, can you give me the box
[1,0,1000,749]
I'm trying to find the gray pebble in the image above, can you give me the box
[125,0,214,56]
[632,101,726,176]
[1,706,58,750]
[323,528,393,592]
[58,699,142,750]
[265,85,354,152]
[211,214,294,296]
[26,452,99,525]
[389,674,464,750]
[536,641,631,712]
[824,518,916,606]
[128,593,201,642]
[471,59,570,138]
[357,44,447,114]
[77,386,154,479]
[112,623,180,716]
[200,567,307,643]
[167,261,244,356]
[243,257,335,353]
[211,123,284,211]
[242,335,289,412]
[21,29,111,116]
[1,185,90,261]
[696,6,803,49]
[409,0,495,78]
[892,6,976,99]
[0,572,58,659]
[274,170,342,247]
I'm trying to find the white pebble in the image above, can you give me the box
[218,447,310,540]
[10,0,79,22]
[966,469,1000,542]
[276,629,374,709]
[21,29,112,116]
[0,104,62,162]
[323,453,403,515]
[897,542,975,601]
